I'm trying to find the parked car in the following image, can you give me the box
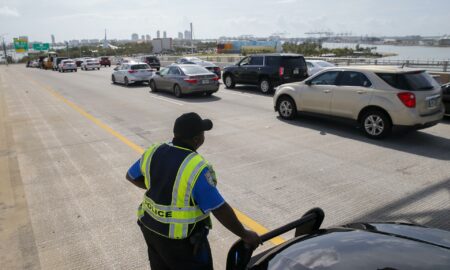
[99,56,111,67]
[139,55,161,70]
[149,64,219,98]
[274,66,444,139]
[226,208,450,270]
[81,58,100,70]
[111,62,153,86]
[175,57,220,78]
[442,82,450,114]
[306,59,335,76]
[52,57,68,71]
[58,59,77,72]
[223,53,308,94]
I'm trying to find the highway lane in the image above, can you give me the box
[1,64,450,269]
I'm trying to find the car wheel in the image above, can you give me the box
[173,84,182,98]
[259,78,272,94]
[124,77,129,87]
[277,96,297,120]
[204,92,213,96]
[98,68,100,70]
[74,69,77,72]
[224,74,235,89]
[361,110,392,139]
[149,80,158,92]
[112,75,116,84]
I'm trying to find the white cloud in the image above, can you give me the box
[0,6,19,17]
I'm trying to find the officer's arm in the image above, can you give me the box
[126,159,147,190]
[126,172,147,190]
[212,202,261,248]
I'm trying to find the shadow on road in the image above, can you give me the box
[149,91,222,103]
[224,85,273,97]
[277,114,450,160]
[349,178,450,230]
[111,82,149,89]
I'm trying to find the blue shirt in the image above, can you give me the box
[127,159,225,213]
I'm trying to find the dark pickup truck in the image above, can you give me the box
[99,56,111,67]
[222,53,308,93]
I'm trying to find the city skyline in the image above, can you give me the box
[0,0,449,43]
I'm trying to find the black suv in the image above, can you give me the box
[140,55,161,71]
[222,53,308,93]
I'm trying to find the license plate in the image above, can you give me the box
[293,69,299,74]
[428,98,438,108]
[202,79,209,84]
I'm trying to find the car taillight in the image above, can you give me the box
[279,67,284,76]
[212,76,219,81]
[128,70,137,74]
[184,78,198,84]
[397,92,416,108]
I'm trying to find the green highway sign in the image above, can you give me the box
[14,38,28,53]
[32,43,50,51]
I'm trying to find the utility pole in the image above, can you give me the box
[2,38,8,66]
[190,22,194,54]
[65,41,69,57]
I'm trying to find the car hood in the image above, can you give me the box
[251,223,450,270]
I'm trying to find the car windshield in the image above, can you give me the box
[187,57,202,63]
[180,65,209,74]
[377,71,437,91]
[87,59,97,63]
[63,61,74,64]
[131,64,150,70]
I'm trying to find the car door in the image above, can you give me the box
[299,71,340,115]
[330,71,373,118]
[165,66,182,90]
[118,64,128,82]
[243,56,264,84]
[155,68,170,90]
[233,57,250,83]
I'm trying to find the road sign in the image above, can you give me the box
[14,38,28,53]
[32,43,50,51]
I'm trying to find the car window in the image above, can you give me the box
[131,64,150,70]
[310,71,340,85]
[239,57,250,66]
[376,72,436,91]
[281,57,307,69]
[307,62,314,68]
[159,68,169,75]
[168,67,181,75]
[180,65,209,75]
[339,71,372,87]
[249,56,264,66]
[265,56,280,66]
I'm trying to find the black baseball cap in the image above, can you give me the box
[173,112,213,139]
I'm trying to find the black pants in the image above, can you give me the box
[138,221,213,270]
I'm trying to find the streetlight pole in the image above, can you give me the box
[1,33,9,66]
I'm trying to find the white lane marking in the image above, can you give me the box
[221,91,252,97]
[149,95,184,106]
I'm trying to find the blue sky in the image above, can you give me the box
[0,0,449,42]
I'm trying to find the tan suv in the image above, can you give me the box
[274,66,444,139]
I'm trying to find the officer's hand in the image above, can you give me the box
[242,229,262,250]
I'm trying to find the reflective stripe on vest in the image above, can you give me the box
[140,143,161,190]
[138,144,210,239]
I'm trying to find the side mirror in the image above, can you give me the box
[113,67,118,71]
[305,80,312,85]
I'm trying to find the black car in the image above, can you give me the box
[140,55,161,71]
[442,82,450,114]
[175,57,221,79]
[222,53,308,94]
[227,208,450,270]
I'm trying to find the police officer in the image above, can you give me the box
[126,112,261,270]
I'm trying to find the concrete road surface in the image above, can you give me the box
[1,64,449,269]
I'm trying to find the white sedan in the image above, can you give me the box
[306,60,335,76]
[111,62,153,86]
[81,58,100,70]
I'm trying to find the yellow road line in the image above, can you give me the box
[25,74,286,246]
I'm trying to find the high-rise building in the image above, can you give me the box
[178,32,183,39]
[146,34,151,41]
[51,34,55,45]
[156,30,160,39]
[184,30,192,40]
[131,33,139,41]
[103,29,108,48]
[163,31,167,38]
[141,35,145,41]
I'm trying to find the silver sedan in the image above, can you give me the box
[149,64,219,98]
[111,63,153,86]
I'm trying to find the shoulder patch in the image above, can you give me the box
[204,169,217,187]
